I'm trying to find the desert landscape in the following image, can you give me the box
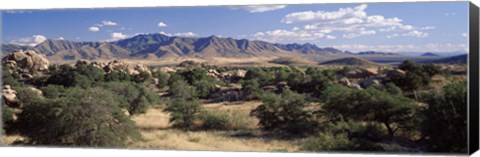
[1,2,470,154]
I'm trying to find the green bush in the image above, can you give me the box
[40,85,66,99]
[164,98,202,130]
[251,89,318,135]
[100,82,159,115]
[302,132,355,151]
[152,71,169,89]
[197,111,230,130]
[421,81,467,153]
[11,88,141,147]
[321,85,419,136]
[241,79,261,100]
[105,71,131,82]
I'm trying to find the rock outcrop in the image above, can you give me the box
[2,85,19,108]
[2,50,50,73]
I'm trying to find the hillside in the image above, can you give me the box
[2,33,445,65]
[320,57,380,66]
[430,54,468,64]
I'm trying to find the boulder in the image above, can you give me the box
[360,77,384,88]
[2,85,19,108]
[159,67,176,73]
[2,50,49,73]
[350,83,362,90]
[339,77,351,87]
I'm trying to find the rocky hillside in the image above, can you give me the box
[2,34,348,61]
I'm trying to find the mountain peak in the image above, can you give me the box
[420,52,440,57]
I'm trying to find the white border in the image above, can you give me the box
[0,0,479,157]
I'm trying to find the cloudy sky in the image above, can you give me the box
[2,2,469,53]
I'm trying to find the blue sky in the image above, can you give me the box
[1,2,469,53]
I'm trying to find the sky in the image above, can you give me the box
[1,2,470,53]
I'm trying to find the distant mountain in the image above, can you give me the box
[320,57,379,66]
[33,39,132,60]
[4,33,427,63]
[1,44,32,55]
[430,54,468,64]
[356,51,399,55]
[420,52,440,57]
[398,51,467,57]
[2,33,351,61]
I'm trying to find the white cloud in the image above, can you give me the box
[159,31,172,36]
[229,5,286,13]
[326,35,336,40]
[386,34,399,38]
[402,30,428,38]
[173,32,198,37]
[89,26,100,32]
[58,37,65,40]
[158,31,198,37]
[331,43,468,53]
[102,20,117,26]
[254,29,325,42]
[5,10,32,14]
[158,22,167,27]
[253,4,431,42]
[110,32,128,41]
[462,32,468,37]
[9,35,47,47]
[343,30,376,39]
[419,26,435,30]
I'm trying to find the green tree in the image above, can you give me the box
[151,71,169,89]
[244,67,275,86]
[100,82,159,115]
[241,79,261,100]
[40,85,66,99]
[251,89,318,135]
[164,80,202,130]
[322,85,418,136]
[105,71,131,82]
[11,88,141,147]
[421,81,467,153]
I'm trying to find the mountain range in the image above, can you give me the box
[0,33,467,65]
[2,34,352,61]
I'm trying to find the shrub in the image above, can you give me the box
[421,81,467,153]
[251,89,318,135]
[302,122,386,152]
[302,132,355,151]
[241,79,261,100]
[152,71,169,89]
[197,111,230,130]
[168,80,197,99]
[11,88,141,147]
[105,71,131,82]
[100,82,159,115]
[15,86,42,107]
[321,85,419,136]
[164,98,202,130]
[40,85,66,99]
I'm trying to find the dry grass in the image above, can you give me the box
[129,101,301,152]
[1,135,24,145]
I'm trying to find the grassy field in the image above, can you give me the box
[128,101,303,152]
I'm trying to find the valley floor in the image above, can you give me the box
[128,101,302,152]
